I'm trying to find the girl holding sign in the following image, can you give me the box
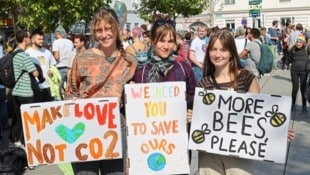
[133,14,196,109]
[188,29,295,175]
[133,14,196,173]
[67,8,137,175]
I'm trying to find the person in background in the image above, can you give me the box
[234,26,247,67]
[174,32,191,66]
[189,24,207,82]
[204,28,212,46]
[67,8,137,175]
[121,28,133,48]
[66,33,87,94]
[10,30,39,146]
[26,30,56,102]
[142,30,151,51]
[260,27,272,46]
[52,26,74,100]
[187,29,295,175]
[140,24,148,33]
[287,23,304,50]
[268,20,280,55]
[239,28,262,77]
[125,26,149,68]
[287,34,309,114]
[281,21,292,70]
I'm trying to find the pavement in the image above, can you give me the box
[21,55,310,175]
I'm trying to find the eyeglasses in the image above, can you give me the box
[155,19,175,28]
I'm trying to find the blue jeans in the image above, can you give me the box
[192,66,203,82]
[57,68,68,100]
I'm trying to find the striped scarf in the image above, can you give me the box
[148,54,174,82]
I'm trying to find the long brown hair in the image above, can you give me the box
[203,29,243,88]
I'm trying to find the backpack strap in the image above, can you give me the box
[248,40,262,64]
[12,50,27,86]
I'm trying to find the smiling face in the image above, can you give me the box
[91,8,122,50]
[209,39,231,69]
[153,31,176,59]
[94,21,117,49]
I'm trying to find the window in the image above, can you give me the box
[280,17,292,27]
[226,20,235,31]
[224,0,235,4]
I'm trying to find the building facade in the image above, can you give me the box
[176,0,310,31]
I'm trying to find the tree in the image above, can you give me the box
[136,0,211,22]
[16,0,112,33]
[0,0,23,34]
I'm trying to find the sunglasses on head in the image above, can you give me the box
[155,19,175,28]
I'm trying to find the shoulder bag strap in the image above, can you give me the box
[131,44,138,54]
[90,54,123,96]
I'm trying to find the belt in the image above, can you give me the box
[57,67,68,69]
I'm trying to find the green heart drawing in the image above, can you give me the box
[55,122,85,144]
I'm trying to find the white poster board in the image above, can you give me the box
[21,97,122,166]
[189,88,291,164]
[125,82,190,175]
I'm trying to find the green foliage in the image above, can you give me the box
[0,0,111,33]
[137,0,210,21]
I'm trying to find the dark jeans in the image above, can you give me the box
[9,96,34,144]
[33,88,54,102]
[281,49,289,69]
[72,159,124,175]
[291,71,307,107]
[0,88,9,130]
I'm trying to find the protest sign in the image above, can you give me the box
[125,82,190,175]
[20,97,122,166]
[189,88,291,164]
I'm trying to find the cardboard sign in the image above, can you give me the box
[189,88,291,164]
[125,82,190,175]
[21,97,122,166]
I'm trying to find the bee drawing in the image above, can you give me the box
[191,123,211,144]
[265,105,287,127]
[199,91,216,105]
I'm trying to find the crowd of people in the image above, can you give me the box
[0,7,309,175]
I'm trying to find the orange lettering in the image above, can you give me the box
[76,143,88,161]
[89,138,103,159]
[23,110,41,141]
[27,140,43,165]
[55,144,67,161]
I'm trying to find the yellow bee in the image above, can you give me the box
[191,123,211,144]
[265,105,287,127]
[199,91,216,105]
